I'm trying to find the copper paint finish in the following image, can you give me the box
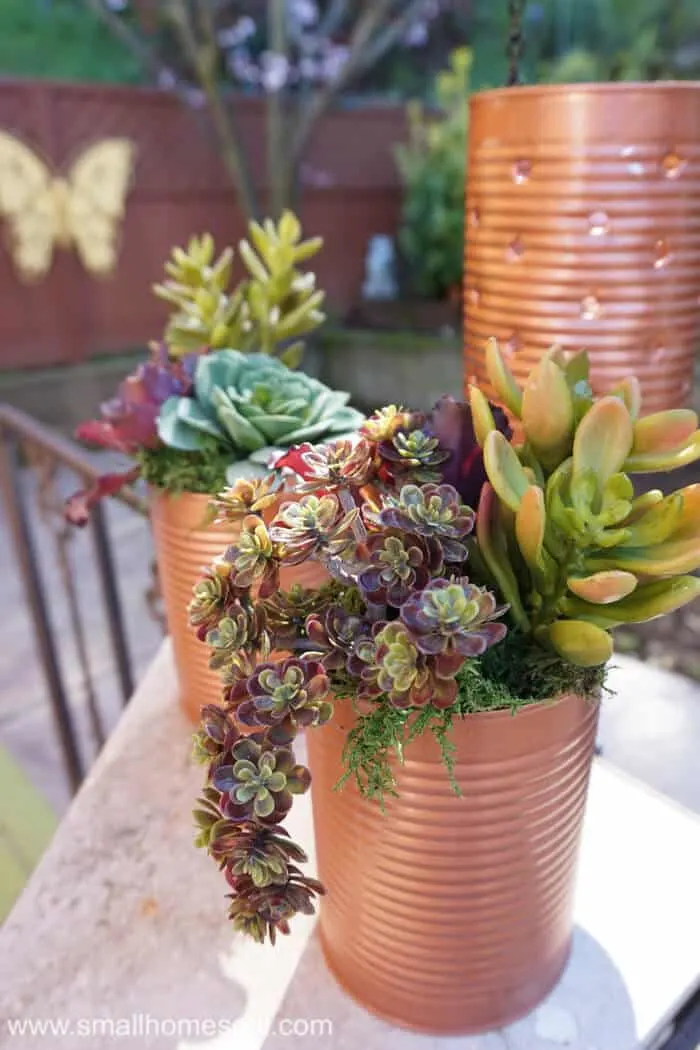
[150,489,325,723]
[307,693,600,1034]
[464,83,700,413]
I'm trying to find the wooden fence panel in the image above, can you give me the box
[0,80,406,369]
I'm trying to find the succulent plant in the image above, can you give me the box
[208,477,279,524]
[349,620,460,709]
[360,405,414,443]
[158,350,363,481]
[306,607,373,670]
[401,579,507,657]
[213,737,311,822]
[192,407,507,944]
[226,868,324,945]
[222,515,281,597]
[153,212,325,365]
[356,530,441,606]
[377,483,475,562]
[188,562,244,635]
[294,438,374,493]
[236,658,333,729]
[425,394,511,509]
[224,825,309,887]
[205,597,268,671]
[474,339,700,667]
[378,427,449,483]
[270,494,358,564]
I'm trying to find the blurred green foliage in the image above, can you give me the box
[395,48,472,302]
[0,0,142,82]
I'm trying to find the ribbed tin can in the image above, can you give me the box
[464,83,700,414]
[150,489,326,723]
[307,692,600,1034]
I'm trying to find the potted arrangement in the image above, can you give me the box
[67,212,363,720]
[190,339,700,1032]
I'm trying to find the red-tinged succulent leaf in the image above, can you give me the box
[64,466,141,527]
[272,444,316,478]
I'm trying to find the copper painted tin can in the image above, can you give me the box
[464,83,700,413]
[307,692,600,1034]
[150,489,326,723]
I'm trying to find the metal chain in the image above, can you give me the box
[506,0,526,86]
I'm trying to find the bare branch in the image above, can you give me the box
[318,0,349,38]
[167,0,260,219]
[267,0,289,218]
[353,0,433,76]
[289,0,397,170]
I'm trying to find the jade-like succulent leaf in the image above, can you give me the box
[620,492,684,547]
[485,337,523,417]
[521,356,574,463]
[623,431,700,473]
[563,576,700,627]
[632,409,698,456]
[566,570,637,604]
[483,431,530,513]
[609,377,642,421]
[515,485,546,570]
[468,384,497,446]
[476,483,529,629]
[546,619,613,667]
[572,396,634,485]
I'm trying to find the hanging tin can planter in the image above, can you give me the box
[464,82,700,413]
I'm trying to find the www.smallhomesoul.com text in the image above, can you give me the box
[5,1014,334,1039]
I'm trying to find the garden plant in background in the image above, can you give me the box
[68,210,363,720]
[191,342,700,1032]
[395,46,471,301]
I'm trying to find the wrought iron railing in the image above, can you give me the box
[0,404,162,793]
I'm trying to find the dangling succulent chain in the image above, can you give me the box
[191,341,700,944]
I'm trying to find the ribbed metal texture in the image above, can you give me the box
[307,693,600,1034]
[464,83,700,414]
[149,490,326,723]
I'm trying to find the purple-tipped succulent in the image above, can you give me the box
[236,657,333,729]
[77,343,196,455]
[213,737,311,823]
[377,483,474,562]
[306,606,372,671]
[378,426,449,484]
[401,579,508,657]
[356,530,441,606]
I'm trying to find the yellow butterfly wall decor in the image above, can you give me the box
[0,132,136,281]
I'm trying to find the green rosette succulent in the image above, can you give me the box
[157,350,364,481]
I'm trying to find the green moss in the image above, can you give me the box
[337,631,607,806]
[137,441,230,495]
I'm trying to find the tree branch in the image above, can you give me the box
[267,0,289,219]
[288,0,397,172]
[353,0,435,77]
[168,0,260,220]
